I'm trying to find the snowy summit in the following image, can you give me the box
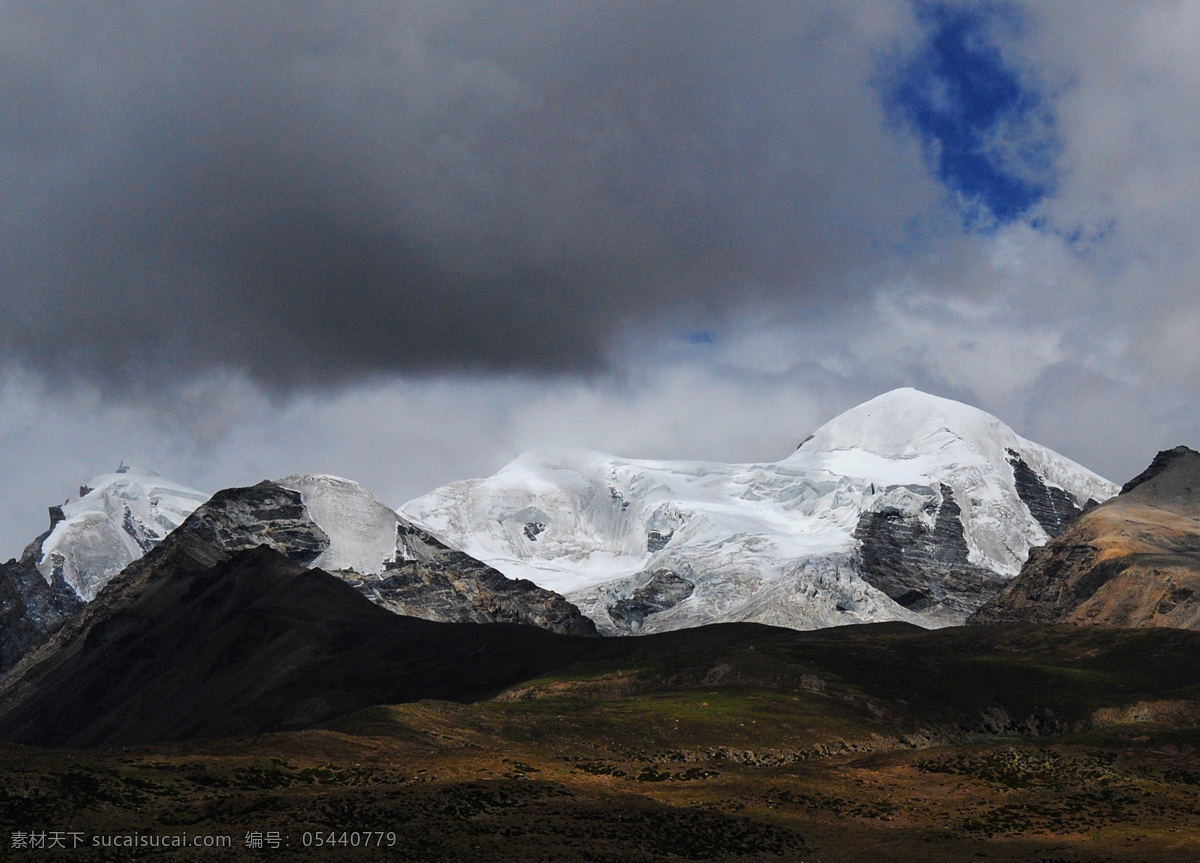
[34,466,208,601]
[402,388,1117,634]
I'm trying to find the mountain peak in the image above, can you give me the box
[1119,446,1200,497]
[36,471,209,601]
[405,388,1119,633]
[796,388,1006,459]
[972,445,1200,629]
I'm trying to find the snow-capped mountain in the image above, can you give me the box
[401,388,1118,634]
[275,473,595,634]
[1,469,593,675]
[33,466,209,601]
[0,465,208,673]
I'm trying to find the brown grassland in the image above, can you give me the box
[2,622,1199,861]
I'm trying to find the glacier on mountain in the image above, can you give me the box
[401,388,1119,634]
[277,473,405,575]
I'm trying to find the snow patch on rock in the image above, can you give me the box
[277,474,403,575]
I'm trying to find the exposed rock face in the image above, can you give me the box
[971,447,1200,629]
[341,520,597,637]
[854,484,1008,620]
[1006,448,1094,536]
[1119,445,1200,496]
[173,479,596,637]
[173,481,331,565]
[608,569,695,633]
[646,530,673,553]
[0,531,83,675]
[275,474,597,637]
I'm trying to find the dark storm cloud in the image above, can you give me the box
[0,0,929,387]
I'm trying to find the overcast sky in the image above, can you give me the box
[3,0,1199,558]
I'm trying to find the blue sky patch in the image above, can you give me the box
[883,2,1059,227]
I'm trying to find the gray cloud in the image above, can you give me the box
[0,0,935,388]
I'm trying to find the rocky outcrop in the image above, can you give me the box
[971,447,1200,629]
[1119,445,1197,495]
[608,569,695,633]
[1006,448,1093,536]
[0,528,83,675]
[173,481,331,564]
[340,520,597,637]
[854,484,1008,621]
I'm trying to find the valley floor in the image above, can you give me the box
[1,695,1198,862]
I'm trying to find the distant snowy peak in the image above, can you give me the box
[793,388,1114,507]
[35,467,208,600]
[786,388,1118,576]
[797,387,1012,459]
[277,473,404,575]
[402,388,1120,634]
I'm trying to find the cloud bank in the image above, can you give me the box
[0,0,936,386]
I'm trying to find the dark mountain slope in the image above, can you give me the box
[0,543,587,749]
[5,468,1200,750]
[971,446,1200,628]
[0,478,593,684]
[6,529,1200,753]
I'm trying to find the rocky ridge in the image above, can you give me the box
[970,446,1200,629]
[277,474,596,636]
[161,479,596,637]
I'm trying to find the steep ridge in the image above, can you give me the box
[971,446,1200,629]
[163,478,595,636]
[403,389,1117,634]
